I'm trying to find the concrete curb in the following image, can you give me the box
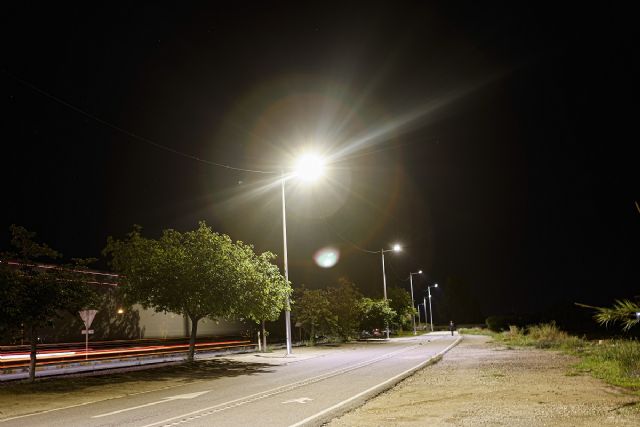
[0,345,259,381]
[289,335,464,427]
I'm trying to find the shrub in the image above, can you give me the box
[527,322,568,348]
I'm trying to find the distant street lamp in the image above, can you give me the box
[409,270,422,335]
[379,244,402,339]
[427,283,438,332]
[423,297,427,330]
[281,153,326,355]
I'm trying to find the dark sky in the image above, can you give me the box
[2,3,638,323]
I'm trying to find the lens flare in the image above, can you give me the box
[313,246,340,268]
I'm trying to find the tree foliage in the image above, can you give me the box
[0,225,97,382]
[578,299,640,331]
[103,221,290,361]
[358,298,396,332]
[387,286,415,330]
[326,279,363,341]
[293,286,333,344]
[235,244,291,324]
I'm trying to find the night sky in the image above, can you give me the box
[2,3,638,324]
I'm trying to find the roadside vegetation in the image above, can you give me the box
[459,320,640,391]
[292,281,417,345]
[0,226,99,382]
[1,222,292,381]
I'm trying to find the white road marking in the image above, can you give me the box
[288,336,462,427]
[139,343,425,427]
[282,397,313,404]
[0,379,210,424]
[92,391,210,418]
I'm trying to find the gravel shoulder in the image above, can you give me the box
[327,334,640,427]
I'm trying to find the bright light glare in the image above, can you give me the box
[393,244,402,252]
[418,270,423,274]
[434,283,438,288]
[294,153,325,182]
[313,246,340,268]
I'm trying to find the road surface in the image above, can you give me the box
[0,332,459,427]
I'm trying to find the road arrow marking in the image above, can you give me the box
[283,397,313,404]
[92,390,210,418]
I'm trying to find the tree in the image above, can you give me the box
[234,244,291,350]
[326,279,363,341]
[358,298,396,333]
[0,225,97,382]
[387,287,416,331]
[104,222,248,361]
[293,287,333,345]
[577,299,640,331]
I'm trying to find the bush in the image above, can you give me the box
[493,322,582,349]
[527,322,572,348]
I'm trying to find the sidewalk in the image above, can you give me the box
[328,335,640,427]
[0,344,263,381]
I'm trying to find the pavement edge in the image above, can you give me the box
[292,335,464,427]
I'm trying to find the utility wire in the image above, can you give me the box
[3,70,277,175]
[322,218,379,254]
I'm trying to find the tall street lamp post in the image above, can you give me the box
[409,270,422,335]
[280,171,292,355]
[380,244,401,339]
[281,153,325,355]
[427,283,438,332]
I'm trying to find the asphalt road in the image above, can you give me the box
[0,332,459,427]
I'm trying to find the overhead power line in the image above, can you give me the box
[3,70,277,175]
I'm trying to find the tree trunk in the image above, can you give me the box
[187,316,199,362]
[261,320,267,352]
[310,323,315,346]
[28,324,37,383]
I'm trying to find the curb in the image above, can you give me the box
[289,335,464,427]
[0,345,259,382]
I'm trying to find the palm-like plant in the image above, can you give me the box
[589,299,640,331]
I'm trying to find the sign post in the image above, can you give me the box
[79,310,98,360]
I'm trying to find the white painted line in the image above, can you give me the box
[0,400,99,424]
[0,381,207,424]
[139,342,428,427]
[283,397,313,404]
[92,391,210,418]
[288,336,462,427]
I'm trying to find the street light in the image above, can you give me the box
[409,270,422,335]
[427,283,438,332]
[281,152,326,355]
[380,244,401,339]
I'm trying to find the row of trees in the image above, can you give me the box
[0,222,292,381]
[292,279,416,344]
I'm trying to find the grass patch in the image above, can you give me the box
[574,340,640,389]
[487,322,640,392]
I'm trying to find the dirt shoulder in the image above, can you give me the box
[328,334,640,427]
